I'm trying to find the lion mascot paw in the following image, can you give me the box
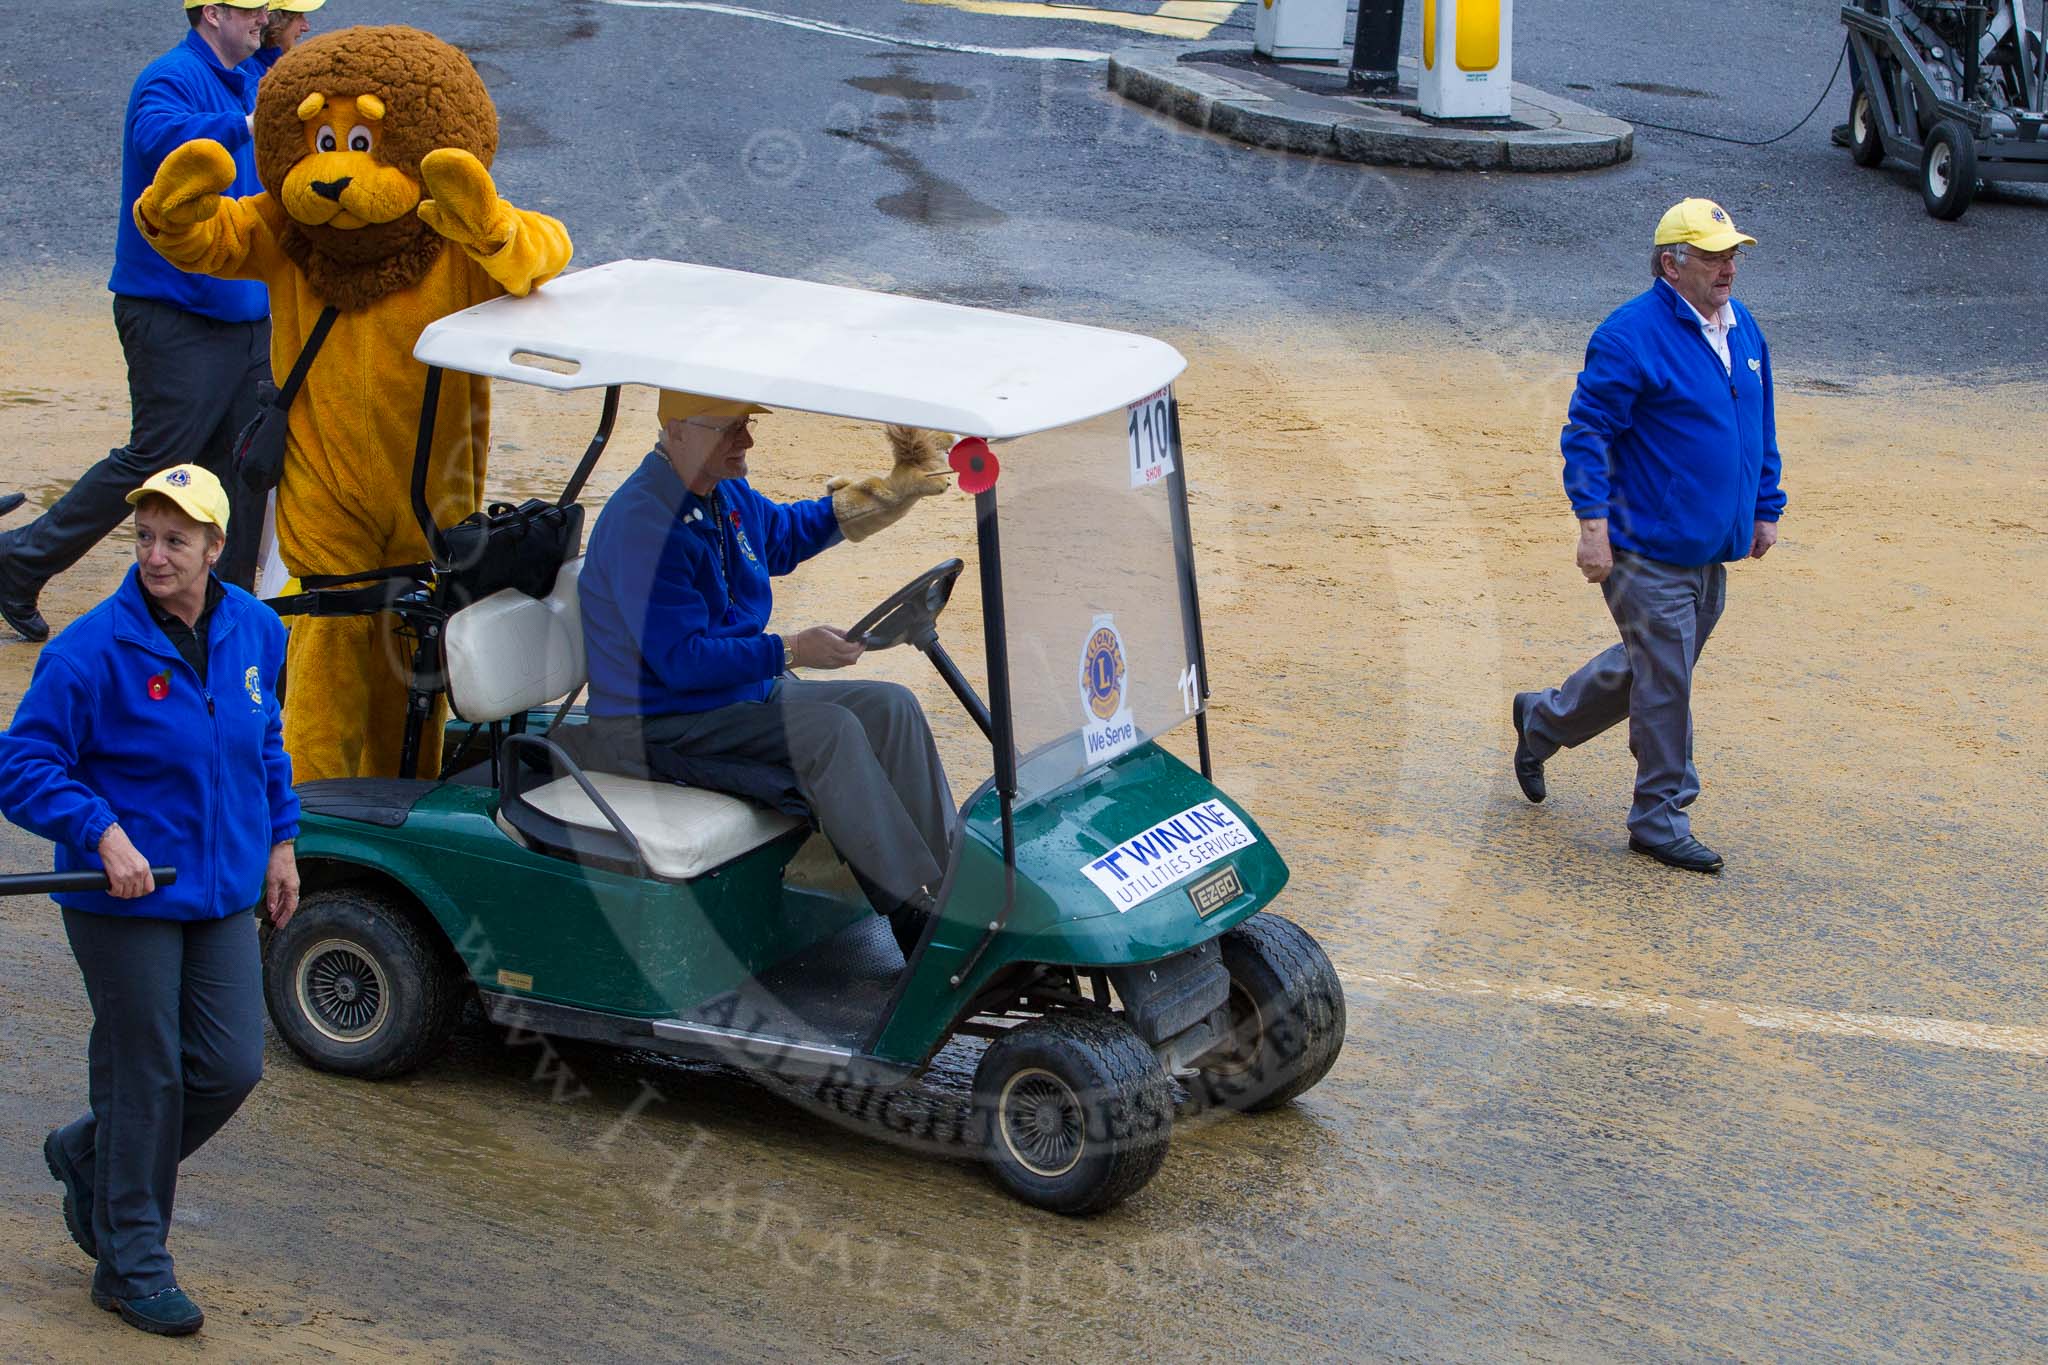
[135,25,573,782]
[829,426,953,542]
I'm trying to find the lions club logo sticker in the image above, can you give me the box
[1710,207,1727,223]
[245,666,263,706]
[165,469,191,487]
[1078,615,1137,764]
[1081,625,1125,721]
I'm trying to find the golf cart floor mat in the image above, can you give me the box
[681,912,906,1050]
[297,778,439,828]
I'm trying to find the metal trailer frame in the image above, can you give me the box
[1842,0,2048,218]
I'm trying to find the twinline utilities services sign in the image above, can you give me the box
[1077,800,1259,911]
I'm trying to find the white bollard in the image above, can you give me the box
[1418,0,1515,120]
[1252,0,1350,64]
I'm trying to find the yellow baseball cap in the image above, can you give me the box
[1654,198,1756,252]
[268,0,327,11]
[657,390,770,424]
[126,465,231,534]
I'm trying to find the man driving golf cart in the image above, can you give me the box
[571,389,956,949]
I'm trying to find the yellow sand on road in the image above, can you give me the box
[0,275,2041,1358]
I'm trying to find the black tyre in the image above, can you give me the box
[1848,89,1885,168]
[1921,120,1977,221]
[1196,913,1346,1113]
[263,886,461,1079]
[972,1006,1172,1215]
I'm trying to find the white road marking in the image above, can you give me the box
[593,0,1111,60]
[1354,971,2048,1060]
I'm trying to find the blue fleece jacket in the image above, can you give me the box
[0,570,298,919]
[1560,279,1788,567]
[581,450,845,717]
[107,29,268,323]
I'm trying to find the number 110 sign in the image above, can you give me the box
[1126,389,1174,489]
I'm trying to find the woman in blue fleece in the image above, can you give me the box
[0,464,298,1337]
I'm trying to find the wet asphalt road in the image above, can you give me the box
[2,2,2046,1360]
[8,0,2048,375]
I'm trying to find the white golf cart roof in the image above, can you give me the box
[413,259,1187,441]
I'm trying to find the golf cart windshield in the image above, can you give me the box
[993,396,1199,805]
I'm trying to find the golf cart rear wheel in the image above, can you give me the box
[264,886,460,1080]
[1921,120,1977,221]
[1196,912,1346,1113]
[973,1006,1172,1215]
[1848,89,1884,168]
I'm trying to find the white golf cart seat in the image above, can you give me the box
[442,556,803,880]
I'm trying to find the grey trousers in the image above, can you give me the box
[1523,550,1728,843]
[51,908,265,1300]
[0,297,269,595]
[639,677,956,907]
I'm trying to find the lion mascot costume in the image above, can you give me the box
[134,25,572,782]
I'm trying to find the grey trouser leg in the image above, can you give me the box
[1523,551,1728,842]
[639,679,956,906]
[0,297,269,594]
[55,909,265,1300]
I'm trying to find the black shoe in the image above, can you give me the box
[0,492,22,518]
[92,1285,203,1336]
[1511,692,1547,803]
[1828,122,1852,148]
[0,587,48,643]
[42,1130,94,1260]
[1629,834,1723,874]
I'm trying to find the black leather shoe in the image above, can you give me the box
[1828,122,1852,148]
[1629,834,1724,874]
[1511,692,1546,803]
[1,588,49,643]
[42,1130,94,1259]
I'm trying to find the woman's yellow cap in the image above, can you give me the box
[126,465,231,534]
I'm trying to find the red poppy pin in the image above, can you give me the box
[146,670,170,702]
[950,437,999,494]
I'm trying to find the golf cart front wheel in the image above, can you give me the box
[1921,120,1977,220]
[1848,89,1884,168]
[1195,912,1346,1113]
[972,1006,1172,1215]
[263,886,460,1079]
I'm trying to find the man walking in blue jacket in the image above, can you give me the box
[1511,198,1788,874]
[0,1,273,643]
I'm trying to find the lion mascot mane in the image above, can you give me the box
[135,24,572,782]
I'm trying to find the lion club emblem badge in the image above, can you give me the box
[166,469,191,486]
[1711,208,1727,223]
[1081,626,1125,721]
[1078,615,1137,764]
[245,666,263,706]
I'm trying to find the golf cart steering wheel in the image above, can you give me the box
[846,559,964,652]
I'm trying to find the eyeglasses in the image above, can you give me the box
[682,416,755,434]
[1681,247,1744,267]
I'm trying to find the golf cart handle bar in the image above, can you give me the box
[0,867,178,896]
[411,366,452,566]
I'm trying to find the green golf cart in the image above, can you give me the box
[263,259,1344,1214]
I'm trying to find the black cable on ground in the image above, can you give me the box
[1626,39,1849,146]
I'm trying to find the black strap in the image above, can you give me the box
[296,562,432,591]
[273,305,340,412]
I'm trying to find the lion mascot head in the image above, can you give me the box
[254,25,497,311]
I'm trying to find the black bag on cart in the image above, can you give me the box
[438,497,584,608]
